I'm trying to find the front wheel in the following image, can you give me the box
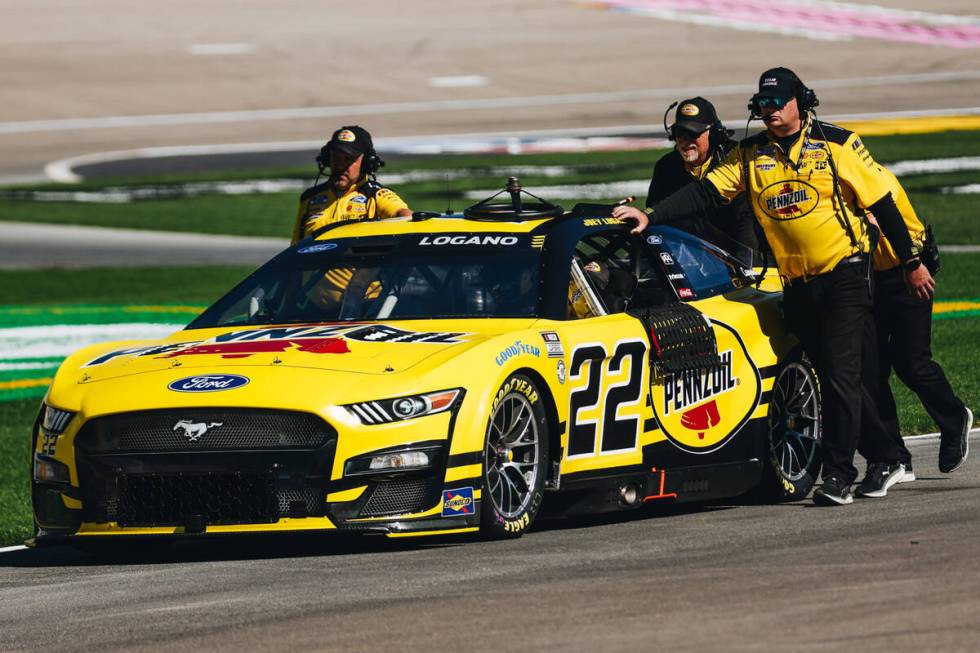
[480,374,549,539]
[761,353,822,501]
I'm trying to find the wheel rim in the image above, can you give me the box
[768,362,820,482]
[485,392,541,519]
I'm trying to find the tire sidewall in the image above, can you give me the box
[764,352,822,502]
[480,373,549,539]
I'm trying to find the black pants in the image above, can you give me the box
[860,267,965,464]
[783,261,902,484]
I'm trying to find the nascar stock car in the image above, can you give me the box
[30,182,822,545]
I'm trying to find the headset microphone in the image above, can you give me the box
[663,101,679,141]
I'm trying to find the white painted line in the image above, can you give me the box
[4,70,980,135]
[0,361,62,371]
[188,43,255,56]
[906,429,980,442]
[888,156,980,176]
[428,75,488,88]
[0,323,180,360]
[941,184,980,194]
[0,545,28,553]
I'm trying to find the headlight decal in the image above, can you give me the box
[345,389,462,425]
[42,405,75,435]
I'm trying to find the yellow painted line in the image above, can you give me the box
[122,305,203,314]
[386,527,479,539]
[837,115,980,136]
[76,517,336,535]
[0,377,51,390]
[934,301,980,314]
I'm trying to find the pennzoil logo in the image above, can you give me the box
[653,321,761,454]
[759,180,818,220]
[441,487,475,516]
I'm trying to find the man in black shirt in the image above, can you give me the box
[645,97,761,253]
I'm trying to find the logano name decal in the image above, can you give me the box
[663,350,736,416]
[419,234,519,246]
[83,324,469,367]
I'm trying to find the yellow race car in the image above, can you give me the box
[30,189,821,545]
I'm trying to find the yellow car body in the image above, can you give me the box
[31,209,819,544]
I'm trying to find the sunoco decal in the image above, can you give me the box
[653,320,761,454]
[758,180,819,220]
[84,324,469,367]
[168,374,249,393]
[442,487,475,517]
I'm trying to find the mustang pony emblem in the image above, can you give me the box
[173,420,223,442]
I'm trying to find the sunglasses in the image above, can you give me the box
[757,96,791,109]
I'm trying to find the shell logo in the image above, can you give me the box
[337,130,356,142]
[679,103,700,116]
[758,180,819,221]
[653,321,761,454]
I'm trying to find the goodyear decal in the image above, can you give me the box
[495,339,541,366]
[442,487,475,517]
[653,321,761,454]
[758,180,819,220]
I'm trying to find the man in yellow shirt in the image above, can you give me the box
[862,169,972,477]
[615,68,933,505]
[291,125,412,244]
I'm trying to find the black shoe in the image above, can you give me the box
[939,407,973,474]
[897,461,915,484]
[856,462,905,498]
[813,475,853,506]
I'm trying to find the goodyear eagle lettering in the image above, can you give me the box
[663,351,736,415]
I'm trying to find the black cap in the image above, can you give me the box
[672,97,717,136]
[326,125,374,157]
[756,67,802,100]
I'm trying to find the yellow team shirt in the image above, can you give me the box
[705,120,891,280]
[290,178,409,244]
[872,167,926,271]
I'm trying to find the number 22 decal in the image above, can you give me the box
[567,339,647,457]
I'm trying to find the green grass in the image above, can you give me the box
[2,130,976,239]
[0,399,36,547]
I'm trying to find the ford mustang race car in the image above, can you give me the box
[30,185,821,544]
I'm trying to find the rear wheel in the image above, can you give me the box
[762,353,822,501]
[480,374,549,539]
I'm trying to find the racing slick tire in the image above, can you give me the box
[760,351,822,502]
[480,373,549,539]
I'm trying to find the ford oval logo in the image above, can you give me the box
[168,374,250,393]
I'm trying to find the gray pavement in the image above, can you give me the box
[1,434,978,652]
[0,221,286,269]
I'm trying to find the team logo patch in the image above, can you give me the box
[442,487,475,517]
[647,234,663,245]
[350,194,367,204]
[660,252,675,265]
[337,129,356,142]
[168,374,250,393]
[297,242,337,254]
[653,321,761,454]
[757,162,776,171]
[679,103,700,116]
[758,180,819,220]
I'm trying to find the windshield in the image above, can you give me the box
[189,233,542,328]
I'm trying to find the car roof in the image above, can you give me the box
[311,214,556,240]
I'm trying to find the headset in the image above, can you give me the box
[314,127,385,183]
[747,70,819,120]
[663,100,734,165]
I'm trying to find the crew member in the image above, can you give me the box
[648,97,761,252]
[614,67,933,505]
[291,125,412,244]
[861,168,972,478]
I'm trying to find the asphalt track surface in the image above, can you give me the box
[0,222,287,270]
[2,1,979,182]
[1,433,978,652]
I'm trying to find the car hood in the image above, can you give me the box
[66,319,538,383]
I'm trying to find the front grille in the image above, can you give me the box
[359,478,440,517]
[76,408,334,453]
[116,473,278,527]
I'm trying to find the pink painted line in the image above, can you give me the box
[597,0,980,48]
